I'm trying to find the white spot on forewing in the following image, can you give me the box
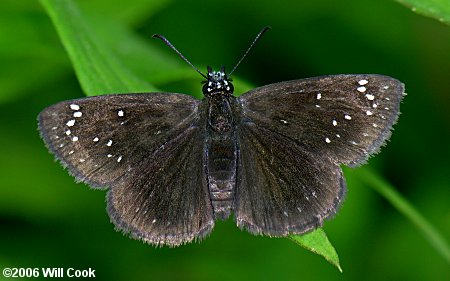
[316,93,321,99]
[70,104,80,110]
[117,156,122,162]
[332,120,337,126]
[69,151,74,155]
[66,120,75,127]
[358,79,368,85]
[315,104,320,108]
[373,123,378,128]
[65,130,71,135]
[72,136,78,142]
[365,94,375,100]
[79,159,85,162]
[52,126,57,130]
[336,134,341,138]
[373,103,378,108]
[118,110,124,117]
[357,86,366,93]
[93,137,99,142]
[152,219,157,224]
[384,86,389,89]
[107,154,112,158]
[280,119,288,124]
[345,114,352,120]
[106,140,113,146]
[59,144,64,148]
[325,137,331,143]
[73,111,82,118]
[366,110,373,115]
[283,211,289,217]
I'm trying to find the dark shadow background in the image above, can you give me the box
[0,0,449,280]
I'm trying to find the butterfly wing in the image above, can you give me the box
[238,75,404,167]
[38,93,214,246]
[235,122,345,235]
[234,74,404,235]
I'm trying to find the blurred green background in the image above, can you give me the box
[1,0,449,280]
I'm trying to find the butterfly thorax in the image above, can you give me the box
[203,67,238,220]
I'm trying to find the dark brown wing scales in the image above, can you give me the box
[238,75,404,167]
[38,93,214,246]
[38,93,200,187]
[235,74,403,235]
[235,122,345,236]
[107,125,214,246]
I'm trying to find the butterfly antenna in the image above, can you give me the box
[153,34,207,79]
[229,26,271,76]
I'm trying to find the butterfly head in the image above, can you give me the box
[202,66,234,97]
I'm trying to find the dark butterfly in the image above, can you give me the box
[38,27,404,246]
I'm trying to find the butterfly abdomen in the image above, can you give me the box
[205,96,238,220]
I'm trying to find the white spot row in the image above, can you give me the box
[70,104,80,110]
[107,140,113,146]
[344,114,352,120]
[118,110,124,117]
[365,94,375,100]
[357,86,366,93]
[358,79,368,85]
[73,111,82,118]
[66,120,75,127]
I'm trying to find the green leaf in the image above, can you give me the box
[79,0,173,26]
[355,167,450,264]
[290,229,342,272]
[40,0,156,96]
[395,0,450,25]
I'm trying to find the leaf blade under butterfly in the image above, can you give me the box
[289,229,342,272]
[40,0,156,95]
[395,0,450,25]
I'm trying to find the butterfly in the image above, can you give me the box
[38,27,404,246]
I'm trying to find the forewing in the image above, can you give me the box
[235,122,346,236]
[38,93,199,187]
[238,75,404,167]
[38,93,214,246]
